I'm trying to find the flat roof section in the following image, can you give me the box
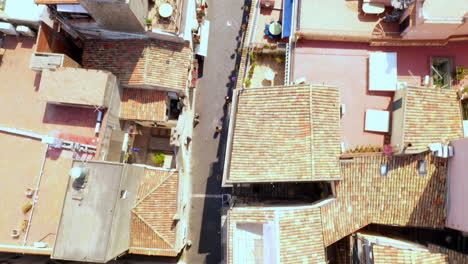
[297,0,398,40]
[292,40,468,149]
[38,68,117,107]
[0,133,71,254]
[53,162,143,263]
[0,36,98,139]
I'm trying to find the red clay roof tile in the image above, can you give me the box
[227,84,341,183]
[120,88,167,122]
[129,168,180,257]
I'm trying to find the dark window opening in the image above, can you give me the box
[461,100,468,120]
[168,99,181,120]
[399,15,410,33]
[431,57,453,88]
[392,98,403,111]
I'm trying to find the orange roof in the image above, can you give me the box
[373,245,448,264]
[227,206,326,264]
[129,168,180,257]
[400,86,463,154]
[120,88,167,122]
[321,152,447,246]
[82,39,192,91]
[428,244,468,263]
[35,0,79,4]
[227,84,341,183]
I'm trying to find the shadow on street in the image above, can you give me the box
[191,1,252,263]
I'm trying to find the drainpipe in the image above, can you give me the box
[22,145,49,246]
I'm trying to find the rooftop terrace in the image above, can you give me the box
[0,133,73,254]
[292,40,468,149]
[0,36,99,144]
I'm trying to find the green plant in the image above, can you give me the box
[146,18,152,24]
[152,152,165,166]
[456,66,467,81]
[274,56,284,63]
[244,78,252,87]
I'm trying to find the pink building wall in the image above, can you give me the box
[447,138,468,232]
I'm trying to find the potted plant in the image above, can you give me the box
[152,152,165,167]
[146,18,153,31]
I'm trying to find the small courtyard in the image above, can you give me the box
[129,125,176,168]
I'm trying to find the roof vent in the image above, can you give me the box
[380,163,388,177]
[418,160,427,176]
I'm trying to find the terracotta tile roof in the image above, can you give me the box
[400,86,463,153]
[429,244,468,264]
[129,168,180,257]
[227,206,326,264]
[372,245,448,264]
[82,39,192,91]
[120,88,167,122]
[227,85,341,183]
[35,0,79,4]
[320,153,447,246]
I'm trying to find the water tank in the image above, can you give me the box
[69,167,88,179]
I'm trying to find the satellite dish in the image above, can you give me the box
[69,167,88,179]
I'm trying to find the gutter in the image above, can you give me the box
[221,88,241,188]
[23,145,49,247]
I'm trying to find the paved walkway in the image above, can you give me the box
[185,0,248,263]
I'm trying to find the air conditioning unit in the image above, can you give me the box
[30,52,65,72]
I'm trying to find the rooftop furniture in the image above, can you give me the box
[363,0,386,14]
[269,21,282,36]
[159,3,173,18]
[369,52,398,91]
[365,109,390,133]
[265,70,276,86]
[264,22,282,40]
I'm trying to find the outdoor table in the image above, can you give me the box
[269,21,282,36]
[159,3,174,18]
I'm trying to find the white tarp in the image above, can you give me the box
[0,22,16,35]
[195,20,210,57]
[369,52,398,91]
[4,0,46,22]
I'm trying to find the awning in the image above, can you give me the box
[281,0,294,38]
[195,20,210,57]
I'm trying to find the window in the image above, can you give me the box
[120,190,127,199]
[431,57,453,88]
[399,16,410,33]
